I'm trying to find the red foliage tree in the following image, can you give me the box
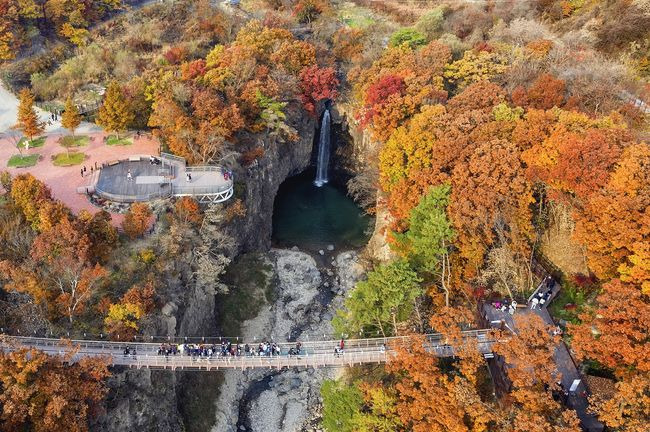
[181,59,207,81]
[362,74,406,125]
[299,65,339,116]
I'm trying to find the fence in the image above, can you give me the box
[94,183,172,203]
[1,329,497,358]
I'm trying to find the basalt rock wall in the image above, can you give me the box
[331,102,394,262]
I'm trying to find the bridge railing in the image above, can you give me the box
[2,339,497,369]
[95,183,173,203]
[1,329,498,357]
[171,183,233,196]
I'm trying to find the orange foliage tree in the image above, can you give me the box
[174,196,203,226]
[568,279,650,431]
[387,335,497,432]
[569,279,650,376]
[351,41,450,142]
[122,202,152,239]
[494,314,580,431]
[9,174,58,230]
[573,143,650,283]
[512,73,566,110]
[31,217,108,322]
[0,347,110,432]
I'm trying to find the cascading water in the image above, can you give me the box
[314,109,331,187]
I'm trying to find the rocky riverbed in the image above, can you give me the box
[211,248,364,432]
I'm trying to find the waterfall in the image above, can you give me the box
[314,109,331,187]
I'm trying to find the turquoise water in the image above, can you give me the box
[272,169,372,251]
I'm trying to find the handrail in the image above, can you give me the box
[171,183,233,195]
[95,183,172,202]
[0,331,498,369]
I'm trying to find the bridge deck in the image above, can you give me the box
[1,330,496,370]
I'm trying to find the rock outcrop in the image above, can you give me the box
[211,249,365,432]
[234,111,316,251]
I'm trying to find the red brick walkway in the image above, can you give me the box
[1,132,159,225]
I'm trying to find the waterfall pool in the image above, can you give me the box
[272,168,372,252]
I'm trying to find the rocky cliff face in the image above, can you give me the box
[92,109,317,432]
[331,103,393,261]
[235,109,317,251]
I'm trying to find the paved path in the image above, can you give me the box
[0,83,101,135]
[0,132,158,224]
[527,279,602,432]
[482,277,603,431]
[1,330,496,370]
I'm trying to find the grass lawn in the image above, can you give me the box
[52,152,86,166]
[60,135,90,147]
[7,154,39,168]
[106,136,133,146]
[338,5,376,28]
[16,136,46,149]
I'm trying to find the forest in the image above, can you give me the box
[0,0,648,431]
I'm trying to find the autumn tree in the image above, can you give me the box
[96,81,133,139]
[173,197,203,226]
[523,125,628,201]
[589,373,650,432]
[573,143,650,283]
[9,173,55,230]
[444,49,508,90]
[334,260,422,337]
[31,217,108,322]
[352,41,451,142]
[122,202,152,239]
[569,279,650,376]
[449,138,533,278]
[568,279,650,431]
[387,336,498,432]
[512,73,565,110]
[61,97,82,137]
[293,0,328,24]
[494,313,580,431]
[77,209,118,264]
[299,65,339,116]
[0,347,110,432]
[428,304,484,383]
[15,88,44,146]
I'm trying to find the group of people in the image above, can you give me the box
[155,341,305,359]
[80,164,97,178]
[492,299,518,315]
[121,339,357,361]
[530,276,555,309]
[149,155,161,165]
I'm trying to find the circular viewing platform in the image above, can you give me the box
[91,154,233,203]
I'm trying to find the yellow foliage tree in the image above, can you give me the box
[15,88,44,145]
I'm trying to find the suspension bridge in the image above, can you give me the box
[1,329,497,371]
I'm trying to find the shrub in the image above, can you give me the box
[415,7,446,40]
[389,28,427,49]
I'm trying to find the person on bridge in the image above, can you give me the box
[339,339,345,351]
